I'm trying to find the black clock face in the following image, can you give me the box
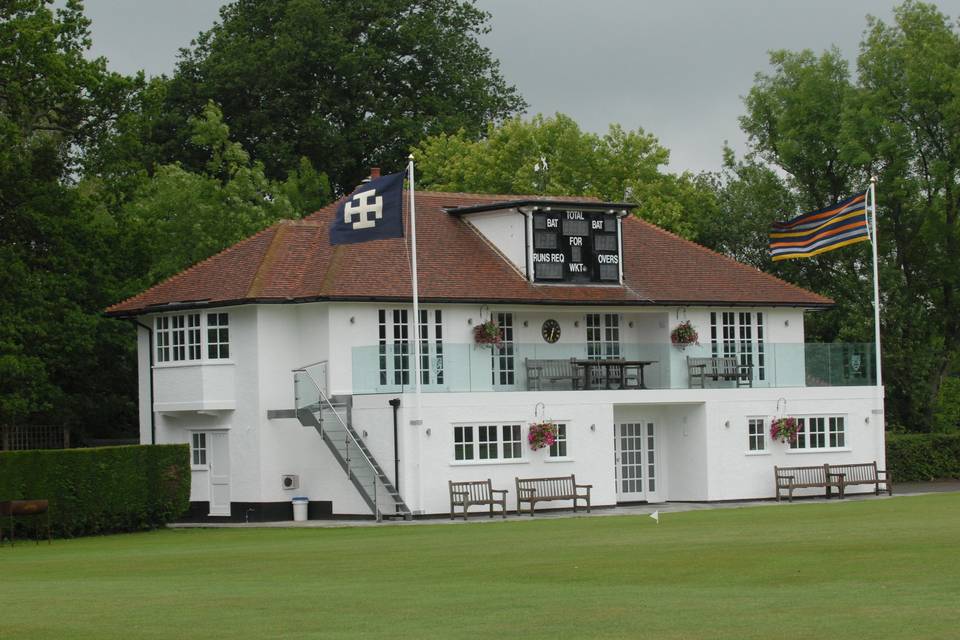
[542,319,561,344]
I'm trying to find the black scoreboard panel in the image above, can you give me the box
[532,209,620,284]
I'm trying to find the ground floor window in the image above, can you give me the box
[191,432,207,467]
[790,416,846,450]
[453,423,524,462]
[748,418,766,451]
[548,423,568,458]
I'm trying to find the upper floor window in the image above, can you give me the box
[155,311,230,364]
[711,311,765,381]
[586,313,621,359]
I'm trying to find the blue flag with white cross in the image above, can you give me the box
[329,171,405,245]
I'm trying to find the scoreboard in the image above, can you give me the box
[531,209,621,284]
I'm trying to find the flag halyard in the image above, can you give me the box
[769,192,869,261]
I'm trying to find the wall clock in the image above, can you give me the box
[541,319,561,344]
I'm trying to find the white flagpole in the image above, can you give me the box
[408,155,422,410]
[868,176,883,387]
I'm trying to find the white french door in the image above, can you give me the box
[615,421,661,503]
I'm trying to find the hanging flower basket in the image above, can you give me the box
[671,320,698,348]
[528,421,558,451]
[473,319,502,348]
[770,416,800,444]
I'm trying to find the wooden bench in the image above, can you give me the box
[515,474,592,516]
[0,499,51,546]
[826,462,893,497]
[448,479,508,520]
[774,465,843,502]
[525,358,583,390]
[687,356,752,388]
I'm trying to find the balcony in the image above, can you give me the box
[351,342,876,394]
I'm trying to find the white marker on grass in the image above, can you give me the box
[650,510,659,524]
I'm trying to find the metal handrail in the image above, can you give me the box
[297,368,379,496]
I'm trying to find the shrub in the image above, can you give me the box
[0,444,190,537]
[886,433,960,482]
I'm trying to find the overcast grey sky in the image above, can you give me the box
[81,0,960,174]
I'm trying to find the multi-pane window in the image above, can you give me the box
[155,312,230,363]
[711,311,765,381]
[155,316,171,363]
[586,313,620,359]
[191,432,207,467]
[453,424,524,462]
[790,416,846,450]
[207,313,230,359]
[501,424,522,459]
[548,423,568,458]
[454,426,474,461]
[379,309,410,386]
[187,314,202,360]
[418,309,444,385]
[491,312,515,386]
[478,425,498,460]
[748,418,766,452]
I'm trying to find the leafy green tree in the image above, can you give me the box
[414,113,717,240]
[118,102,324,290]
[0,0,138,433]
[163,0,526,193]
[715,1,960,430]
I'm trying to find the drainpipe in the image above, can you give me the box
[388,398,401,494]
[132,319,156,445]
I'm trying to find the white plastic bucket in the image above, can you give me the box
[292,497,309,522]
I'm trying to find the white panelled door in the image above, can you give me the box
[615,421,661,503]
[208,431,231,516]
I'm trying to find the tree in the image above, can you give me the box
[0,0,139,433]
[713,1,960,430]
[118,102,326,290]
[413,113,717,240]
[163,0,526,193]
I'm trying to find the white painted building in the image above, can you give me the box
[108,190,884,520]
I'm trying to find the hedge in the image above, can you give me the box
[886,433,960,482]
[0,444,190,537]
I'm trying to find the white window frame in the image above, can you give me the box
[547,422,570,459]
[191,432,208,469]
[451,422,526,465]
[711,311,766,382]
[747,417,768,454]
[154,311,231,365]
[491,312,515,386]
[788,415,848,452]
[586,313,621,360]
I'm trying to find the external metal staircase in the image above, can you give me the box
[294,363,411,521]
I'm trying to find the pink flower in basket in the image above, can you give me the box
[528,421,557,450]
[770,417,800,444]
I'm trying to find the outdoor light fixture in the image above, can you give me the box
[523,320,529,327]
[628,321,634,328]
[865,416,870,424]
[467,318,473,325]
[350,316,355,324]
[425,428,432,436]
[590,424,596,432]
[574,321,579,328]
[724,420,730,429]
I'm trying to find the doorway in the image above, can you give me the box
[614,421,660,502]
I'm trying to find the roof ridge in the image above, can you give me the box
[623,215,833,305]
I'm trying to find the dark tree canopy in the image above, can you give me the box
[165,0,526,193]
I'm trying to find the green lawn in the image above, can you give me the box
[2,494,959,639]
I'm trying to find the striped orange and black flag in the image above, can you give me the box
[769,192,869,261]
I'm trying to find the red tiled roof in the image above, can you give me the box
[105,191,832,316]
